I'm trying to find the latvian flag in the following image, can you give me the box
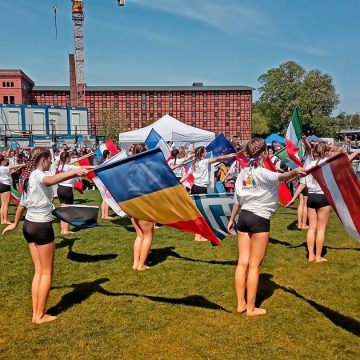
[94,140,119,161]
[307,153,360,241]
[145,128,171,161]
[285,108,304,167]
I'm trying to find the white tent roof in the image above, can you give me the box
[118,114,215,147]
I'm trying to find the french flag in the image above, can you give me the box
[145,129,171,161]
[94,140,119,161]
[307,153,360,241]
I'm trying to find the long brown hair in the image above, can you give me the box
[132,143,147,155]
[22,147,51,192]
[192,146,205,170]
[312,143,328,160]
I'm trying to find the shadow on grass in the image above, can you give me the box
[258,273,360,337]
[287,219,302,231]
[74,198,93,205]
[147,246,237,267]
[56,237,118,263]
[48,278,230,316]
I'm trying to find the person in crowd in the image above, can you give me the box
[227,138,306,316]
[100,150,114,220]
[130,143,155,271]
[167,147,194,182]
[180,146,237,240]
[0,155,24,224]
[56,151,82,235]
[2,147,88,324]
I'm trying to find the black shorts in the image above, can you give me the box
[0,182,11,193]
[300,186,308,196]
[57,185,74,205]
[237,210,270,233]
[191,184,208,195]
[23,219,54,245]
[307,193,330,209]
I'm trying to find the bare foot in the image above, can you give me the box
[302,225,309,230]
[103,216,114,220]
[237,303,247,314]
[34,314,57,324]
[194,236,207,242]
[308,256,315,262]
[315,257,327,263]
[246,307,267,317]
[137,265,150,271]
[63,231,75,235]
[132,264,138,270]
[1,221,12,225]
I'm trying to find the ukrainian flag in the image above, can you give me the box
[94,148,220,245]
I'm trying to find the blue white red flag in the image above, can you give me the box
[94,140,119,161]
[191,193,238,241]
[145,129,171,161]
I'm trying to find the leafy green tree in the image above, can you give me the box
[98,106,129,141]
[251,102,269,136]
[258,61,339,136]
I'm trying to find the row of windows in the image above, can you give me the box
[2,96,15,104]
[2,82,14,88]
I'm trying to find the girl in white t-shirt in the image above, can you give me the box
[2,147,88,324]
[0,155,24,224]
[227,138,306,316]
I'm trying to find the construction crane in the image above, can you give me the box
[70,0,125,107]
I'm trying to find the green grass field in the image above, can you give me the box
[0,191,359,360]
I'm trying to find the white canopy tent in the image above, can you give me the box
[118,114,215,149]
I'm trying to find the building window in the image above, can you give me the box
[226,101,230,107]
[3,96,8,104]
[41,93,45,98]
[142,114,147,121]
[158,103,162,108]
[192,92,196,97]
[102,92,106,97]
[157,112,162,118]
[134,103,138,109]
[203,112,207,118]
[169,102,173,108]
[192,112,196,118]
[9,96,14,104]
[192,101,196,107]
[204,102,207,107]
[2,82,5,87]
[141,93,146,101]
[169,92,173,98]
[11,82,14,87]
[142,103,146,111]
[214,101,218,107]
[6,82,10,87]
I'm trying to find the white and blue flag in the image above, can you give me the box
[191,193,238,241]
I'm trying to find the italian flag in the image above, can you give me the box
[10,185,21,205]
[285,108,303,167]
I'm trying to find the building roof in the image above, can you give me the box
[33,85,254,92]
[0,69,34,85]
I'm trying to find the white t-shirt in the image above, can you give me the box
[20,169,54,222]
[0,166,11,185]
[188,159,210,187]
[58,164,79,187]
[234,166,280,219]
[167,158,186,178]
[305,158,327,194]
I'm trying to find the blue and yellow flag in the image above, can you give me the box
[94,148,220,245]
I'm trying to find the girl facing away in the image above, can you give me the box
[2,147,89,324]
[227,138,306,316]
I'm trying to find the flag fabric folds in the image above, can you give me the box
[307,153,360,241]
[94,148,221,245]
[71,153,99,181]
[52,205,99,228]
[191,193,237,241]
[274,147,298,170]
[94,140,119,161]
[10,185,21,205]
[263,155,292,205]
[206,134,236,166]
[92,150,127,217]
[285,108,304,165]
[145,128,171,160]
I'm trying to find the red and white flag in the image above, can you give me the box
[307,153,360,241]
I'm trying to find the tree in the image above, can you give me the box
[258,61,339,136]
[98,106,129,140]
[251,102,269,136]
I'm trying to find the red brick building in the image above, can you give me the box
[1,70,253,141]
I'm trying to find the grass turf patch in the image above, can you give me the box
[0,191,359,359]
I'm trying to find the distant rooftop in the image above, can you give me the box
[33,85,254,92]
[0,69,34,85]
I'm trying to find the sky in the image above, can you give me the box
[1,0,359,114]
